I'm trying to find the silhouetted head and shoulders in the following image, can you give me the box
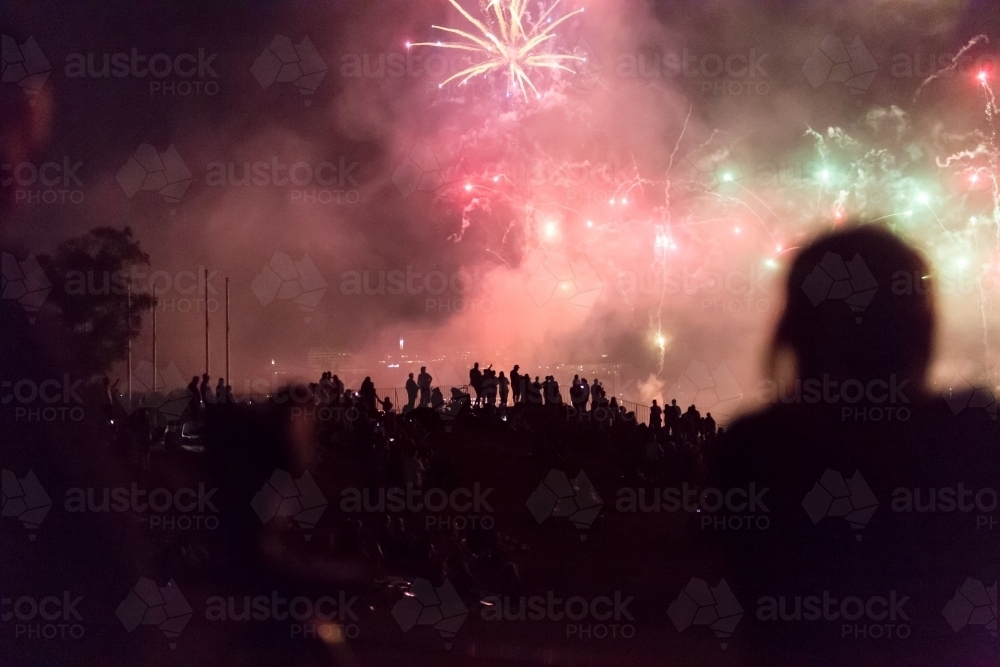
[718,225,994,471]
[708,224,997,665]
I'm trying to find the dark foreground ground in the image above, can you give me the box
[2,395,997,666]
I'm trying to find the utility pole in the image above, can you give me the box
[152,302,157,393]
[127,283,132,403]
[225,277,230,386]
[204,268,210,376]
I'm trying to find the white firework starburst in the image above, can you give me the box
[409,0,585,101]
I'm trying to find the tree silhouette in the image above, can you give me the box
[39,227,155,378]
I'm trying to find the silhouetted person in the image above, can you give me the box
[498,371,510,406]
[405,373,418,412]
[590,378,606,412]
[703,412,716,439]
[666,399,681,436]
[215,378,225,403]
[649,399,662,430]
[360,376,377,414]
[482,366,497,407]
[417,367,432,407]
[200,373,213,406]
[682,404,700,441]
[430,386,445,409]
[545,376,560,406]
[510,365,522,403]
[187,376,201,422]
[528,376,543,405]
[318,372,333,404]
[470,362,483,407]
[707,225,998,666]
[570,376,582,411]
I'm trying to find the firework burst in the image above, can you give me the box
[409,0,585,100]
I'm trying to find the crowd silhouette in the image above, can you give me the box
[63,227,1000,666]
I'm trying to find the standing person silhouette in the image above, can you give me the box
[510,365,522,404]
[666,399,681,436]
[200,373,213,406]
[482,366,498,407]
[405,373,418,412]
[498,371,510,407]
[359,376,377,414]
[417,367,432,408]
[187,376,201,422]
[707,225,998,666]
[649,399,662,431]
[470,362,483,407]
